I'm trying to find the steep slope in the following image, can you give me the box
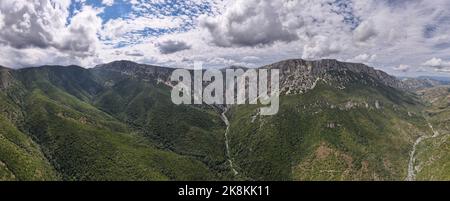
[225,59,429,180]
[0,114,58,181]
[0,68,58,180]
[263,59,405,95]
[1,65,223,180]
[0,59,447,181]
[91,61,232,179]
[414,86,450,180]
[0,96,58,181]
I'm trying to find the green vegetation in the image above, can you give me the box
[227,79,429,181]
[0,64,448,181]
[0,114,58,181]
[0,66,227,180]
[415,86,450,180]
[93,77,231,179]
[0,81,57,180]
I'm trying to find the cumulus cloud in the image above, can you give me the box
[352,0,442,48]
[55,6,103,57]
[423,58,450,68]
[353,20,377,43]
[0,0,102,58]
[156,40,191,54]
[102,0,114,6]
[393,64,410,72]
[0,0,450,77]
[422,57,450,72]
[0,44,98,68]
[0,0,69,49]
[302,36,344,59]
[200,0,299,47]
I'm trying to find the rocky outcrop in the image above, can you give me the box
[93,60,175,84]
[0,66,14,90]
[93,59,411,97]
[261,59,405,95]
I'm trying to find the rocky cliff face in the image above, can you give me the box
[93,60,174,82]
[261,59,405,95]
[93,59,408,96]
[0,66,14,90]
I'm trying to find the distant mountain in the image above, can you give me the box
[0,59,448,181]
[417,76,450,83]
[401,77,449,91]
[263,59,405,95]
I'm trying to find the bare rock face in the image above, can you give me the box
[261,59,405,95]
[0,66,14,90]
[94,59,407,97]
[93,60,175,84]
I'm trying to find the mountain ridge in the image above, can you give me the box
[0,58,448,181]
[0,59,447,91]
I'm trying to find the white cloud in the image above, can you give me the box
[423,57,450,68]
[422,58,450,73]
[102,0,114,6]
[302,36,344,59]
[156,40,191,54]
[101,16,182,42]
[0,0,102,67]
[419,57,450,74]
[0,11,4,29]
[347,54,377,63]
[200,0,358,60]
[0,0,449,77]
[200,0,299,47]
[393,64,410,72]
[353,20,377,43]
[0,0,71,49]
[55,6,103,57]
[242,56,260,62]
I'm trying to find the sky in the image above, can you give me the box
[0,0,450,77]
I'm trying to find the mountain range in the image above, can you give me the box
[0,59,449,181]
